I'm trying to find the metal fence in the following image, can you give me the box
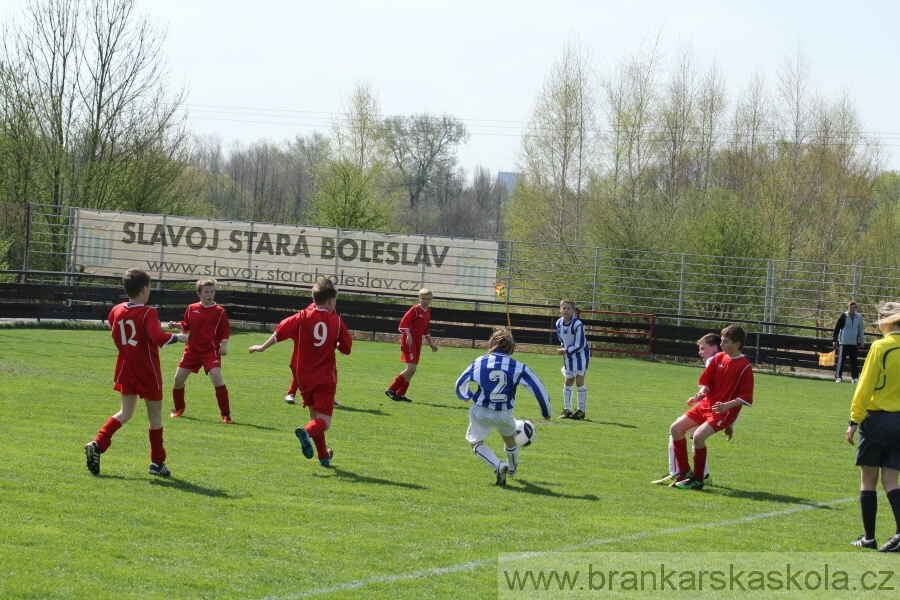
[20,203,900,331]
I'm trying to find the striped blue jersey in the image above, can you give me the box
[455,352,552,418]
[556,316,590,372]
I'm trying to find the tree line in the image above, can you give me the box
[2,0,898,313]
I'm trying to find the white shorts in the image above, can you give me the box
[561,366,588,378]
[465,404,516,444]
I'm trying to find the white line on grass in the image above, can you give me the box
[263,496,856,599]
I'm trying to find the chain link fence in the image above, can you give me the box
[20,203,900,331]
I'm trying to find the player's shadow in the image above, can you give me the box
[593,420,637,429]
[506,479,599,501]
[333,405,391,417]
[701,485,817,505]
[316,467,426,490]
[226,421,281,432]
[149,477,238,498]
[413,401,469,412]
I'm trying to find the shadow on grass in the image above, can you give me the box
[316,467,427,490]
[412,401,469,412]
[507,479,600,501]
[333,405,391,417]
[149,477,237,498]
[592,420,638,429]
[699,485,820,506]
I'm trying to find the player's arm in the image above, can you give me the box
[248,332,278,353]
[337,319,353,355]
[219,338,229,356]
[687,386,709,405]
[147,312,186,346]
[520,366,552,419]
[219,310,231,355]
[424,334,437,352]
[167,320,186,333]
[455,366,475,401]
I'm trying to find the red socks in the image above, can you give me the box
[388,374,406,393]
[306,417,328,438]
[692,446,707,481]
[95,417,122,452]
[312,433,328,459]
[215,385,230,416]
[148,427,166,464]
[672,437,690,474]
[172,387,186,412]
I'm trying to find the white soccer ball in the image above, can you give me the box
[514,419,536,447]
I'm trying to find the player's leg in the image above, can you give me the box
[655,425,696,484]
[285,375,298,404]
[500,432,519,477]
[396,362,417,400]
[835,345,845,382]
[853,466,881,548]
[171,366,191,416]
[85,393,138,474]
[208,367,232,423]
[669,415,701,479]
[560,374,575,417]
[467,405,507,484]
[144,399,170,476]
[296,384,333,461]
[879,467,900,552]
[573,373,586,419]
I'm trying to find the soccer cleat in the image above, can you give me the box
[495,462,509,486]
[674,476,705,490]
[570,409,585,420]
[333,400,342,407]
[668,471,691,487]
[84,441,101,475]
[169,409,184,418]
[399,394,412,402]
[148,462,171,477]
[835,378,843,383]
[385,389,400,401]
[284,394,295,404]
[319,447,334,467]
[651,473,677,485]
[222,414,234,424]
[878,533,900,552]
[295,427,314,459]
[558,409,572,419]
[852,378,859,384]
[851,535,878,549]
[703,473,712,485]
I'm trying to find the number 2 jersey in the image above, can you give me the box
[274,305,353,387]
[455,351,552,418]
[108,302,179,400]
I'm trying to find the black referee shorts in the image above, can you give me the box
[856,410,900,470]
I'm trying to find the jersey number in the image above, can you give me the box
[488,370,508,402]
[313,321,328,347]
[117,319,138,346]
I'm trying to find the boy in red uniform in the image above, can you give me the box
[669,325,754,490]
[248,279,352,467]
[167,278,233,423]
[84,268,187,477]
[385,288,437,402]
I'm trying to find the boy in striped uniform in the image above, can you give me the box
[556,298,590,419]
[456,327,552,485]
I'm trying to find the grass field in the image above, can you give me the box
[0,326,889,599]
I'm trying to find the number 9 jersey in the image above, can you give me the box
[108,302,180,400]
[274,304,353,387]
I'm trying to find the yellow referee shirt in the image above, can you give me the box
[850,331,900,424]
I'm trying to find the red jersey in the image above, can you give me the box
[399,304,431,347]
[108,303,178,398]
[275,305,352,386]
[698,352,754,412]
[177,302,230,355]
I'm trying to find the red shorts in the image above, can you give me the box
[113,381,163,401]
[684,404,740,432]
[400,340,422,364]
[178,350,221,374]
[298,381,337,417]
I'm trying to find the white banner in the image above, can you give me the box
[72,210,499,300]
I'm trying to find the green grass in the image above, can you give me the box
[0,328,881,599]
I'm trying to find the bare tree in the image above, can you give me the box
[380,113,468,208]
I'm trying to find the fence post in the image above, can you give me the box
[592,247,600,311]
[677,254,686,327]
[506,241,514,302]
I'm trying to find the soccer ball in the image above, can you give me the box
[514,419,536,447]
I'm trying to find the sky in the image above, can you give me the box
[4,0,900,174]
